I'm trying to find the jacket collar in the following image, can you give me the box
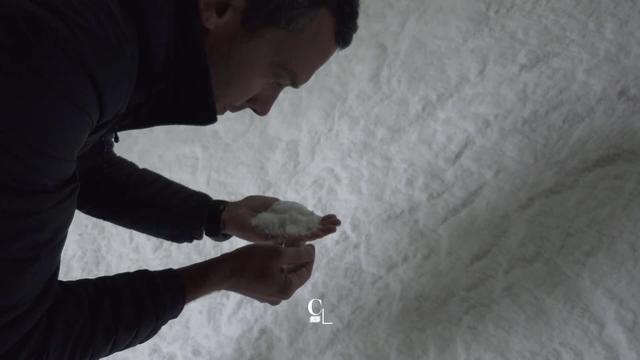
[118,0,218,129]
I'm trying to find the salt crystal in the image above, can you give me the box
[250,201,322,236]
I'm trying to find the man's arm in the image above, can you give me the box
[0,54,190,360]
[76,134,230,243]
[0,1,204,356]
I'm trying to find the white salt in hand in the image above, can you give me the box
[250,201,322,238]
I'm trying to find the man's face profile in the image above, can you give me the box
[197,0,339,117]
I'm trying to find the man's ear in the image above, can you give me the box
[198,0,246,30]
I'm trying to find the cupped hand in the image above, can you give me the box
[220,243,316,306]
[221,195,342,245]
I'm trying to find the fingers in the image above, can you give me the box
[282,260,314,297]
[277,225,337,246]
[321,214,341,226]
[280,245,314,298]
[261,247,315,304]
[281,244,315,264]
[254,244,316,305]
[301,225,337,242]
[257,214,341,246]
[293,216,341,243]
[274,226,335,245]
[317,225,338,236]
[255,295,282,306]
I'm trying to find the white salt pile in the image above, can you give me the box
[250,200,322,236]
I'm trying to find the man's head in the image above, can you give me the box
[196,0,360,116]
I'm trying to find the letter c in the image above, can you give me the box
[308,299,323,316]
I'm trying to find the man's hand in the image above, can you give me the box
[177,243,316,306]
[221,195,341,245]
[220,243,316,305]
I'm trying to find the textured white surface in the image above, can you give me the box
[61,0,640,359]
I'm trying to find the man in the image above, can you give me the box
[0,0,359,358]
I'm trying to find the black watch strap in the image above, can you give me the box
[204,200,233,242]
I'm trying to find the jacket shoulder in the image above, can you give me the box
[0,0,139,124]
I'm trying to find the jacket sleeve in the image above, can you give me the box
[0,55,188,360]
[76,133,230,243]
[0,44,189,360]
[0,1,189,357]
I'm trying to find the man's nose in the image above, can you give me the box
[248,88,282,117]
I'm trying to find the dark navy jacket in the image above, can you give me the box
[0,0,230,358]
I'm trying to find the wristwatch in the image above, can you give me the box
[205,200,233,242]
